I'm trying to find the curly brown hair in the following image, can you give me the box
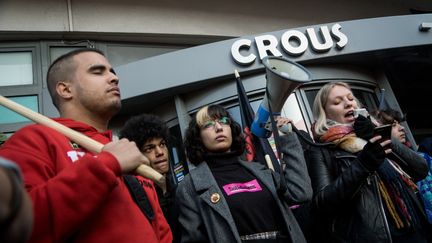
[119,114,170,151]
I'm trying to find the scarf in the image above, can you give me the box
[320,124,420,231]
[319,124,366,152]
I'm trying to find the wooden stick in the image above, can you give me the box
[0,95,165,189]
[264,155,275,172]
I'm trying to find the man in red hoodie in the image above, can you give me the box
[0,48,172,243]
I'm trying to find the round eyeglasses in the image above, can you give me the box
[201,117,231,130]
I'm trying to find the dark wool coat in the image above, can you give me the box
[176,133,312,243]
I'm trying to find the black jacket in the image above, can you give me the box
[305,140,429,243]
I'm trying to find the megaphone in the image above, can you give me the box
[251,56,312,138]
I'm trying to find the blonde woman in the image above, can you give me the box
[307,82,430,242]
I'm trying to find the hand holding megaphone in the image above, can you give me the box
[251,56,312,138]
[275,117,293,135]
[259,116,293,134]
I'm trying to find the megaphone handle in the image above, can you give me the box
[266,103,291,196]
[267,103,282,159]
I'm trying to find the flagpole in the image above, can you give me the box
[234,69,280,172]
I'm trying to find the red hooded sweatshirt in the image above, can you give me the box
[0,118,172,243]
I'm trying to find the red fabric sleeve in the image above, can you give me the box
[0,125,122,242]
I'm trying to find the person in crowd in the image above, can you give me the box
[371,108,409,145]
[372,108,432,227]
[371,108,429,179]
[120,113,180,242]
[306,81,430,242]
[0,156,33,243]
[176,104,312,243]
[0,48,172,243]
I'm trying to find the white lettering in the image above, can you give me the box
[331,23,348,49]
[306,26,333,52]
[254,35,282,60]
[281,30,308,56]
[230,23,348,65]
[231,39,256,65]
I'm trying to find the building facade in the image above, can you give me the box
[1,0,432,178]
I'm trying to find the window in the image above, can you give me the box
[0,46,41,135]
[281,95,308,131]
[0,96,38,124]
[0,52,33,86]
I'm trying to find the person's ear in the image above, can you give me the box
[56,81,73,100]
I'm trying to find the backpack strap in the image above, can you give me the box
[123,175,155,222]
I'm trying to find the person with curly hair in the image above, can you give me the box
[120,113,180,242]
[176,104,312,243]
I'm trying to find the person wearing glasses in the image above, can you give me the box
[120,113,180,242]
[176,104,312,243]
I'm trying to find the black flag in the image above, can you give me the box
[234,70,281,173]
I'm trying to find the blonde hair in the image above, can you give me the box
[195,106,211,127]
[312,82,360,137]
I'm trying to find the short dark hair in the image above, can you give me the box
[184,104,245,165]
[372,108,406,125]
[46,48,105,109]
[119,114,170,151]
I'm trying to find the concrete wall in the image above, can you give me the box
[1,0,431,39]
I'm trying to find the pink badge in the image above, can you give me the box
[222,179,262,196]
